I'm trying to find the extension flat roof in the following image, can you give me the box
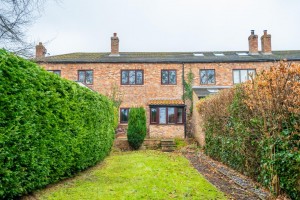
[35,50,300,64]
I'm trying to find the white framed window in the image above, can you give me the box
[233,69,256,84]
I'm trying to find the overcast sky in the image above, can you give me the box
[28,0,300,56]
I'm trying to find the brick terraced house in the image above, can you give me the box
[36,31,300,142]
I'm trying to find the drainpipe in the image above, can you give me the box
[182,63,187,138]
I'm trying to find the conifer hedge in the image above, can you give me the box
[127,107,147,150]
[0,49,115,199]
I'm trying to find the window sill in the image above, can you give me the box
[150,123,184,126]
[199,83,216,85]
[121,85,144,87]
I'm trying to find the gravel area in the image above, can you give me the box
[182,147,271,200]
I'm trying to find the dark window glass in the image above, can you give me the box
[121,70,143,85]
[161,70,176,85]
[169,70,176,84]
[168,107,175,124]
[120,108,129,123]
[78,70,93,85]
[86,71,93,84]
[122,71,129,84]
[136,71,143,84]
[129,70,136,84]
[233,69,256,84]
[150,108,157,123]
[177,108,183,123]
[200,69,215,84]
[162,71,169,84]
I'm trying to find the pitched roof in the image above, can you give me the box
[35,50,300,63]
[148,99,185,106]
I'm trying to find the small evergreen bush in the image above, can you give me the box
[0,49,115,199]
[127,107,147,150]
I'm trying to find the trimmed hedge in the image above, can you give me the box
[127,107,147,150]
[0,49,115,199]
[197,61,300,199]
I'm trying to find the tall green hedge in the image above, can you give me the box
[127,107,147,150]
[0,49,115,199]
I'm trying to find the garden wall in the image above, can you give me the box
[114,138,161,151]
[191,91,205,146]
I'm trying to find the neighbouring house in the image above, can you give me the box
[35,30,300,142]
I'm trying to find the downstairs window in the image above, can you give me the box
[150,107,184,125]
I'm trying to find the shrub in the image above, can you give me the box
[0,49,115,199]
[127,107,147,150]
[197,61,300,199]
[113,106,119,130]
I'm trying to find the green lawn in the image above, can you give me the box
[36,151,226,200]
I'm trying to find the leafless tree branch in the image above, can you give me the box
[0,0,46,57]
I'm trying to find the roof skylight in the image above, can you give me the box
[236,52,249,56]
[193,53,204,56]
[213,53,224,56]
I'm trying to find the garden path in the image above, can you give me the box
[182,146,271,200]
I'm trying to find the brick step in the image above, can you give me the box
[161,139,176,152]
[161,141,175,143]
[161,144,176,147]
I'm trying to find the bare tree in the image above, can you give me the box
[0,0,45,57]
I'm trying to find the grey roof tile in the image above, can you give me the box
[35,51,300,63]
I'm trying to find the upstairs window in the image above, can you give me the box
[48,70,61,76]
[200,69,215,84]
[120,108,130,123]
[233,69,256,84]
[161,70,177,85]
[121,70,143,85]
[150,107,184,125]
[78,70,93,85]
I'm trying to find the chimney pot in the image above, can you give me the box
[261,30,272,54]
[35,42,47,58]
[110,33,120,56]
[248,30,258,55]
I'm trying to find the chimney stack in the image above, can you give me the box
[248,30,258,55]
[261,30,272,54]
[110,33,120,56]
[35,42,47,58]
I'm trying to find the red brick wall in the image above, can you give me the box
[185,62,272,86]
[42,61,292,139]
[42,62,184,138]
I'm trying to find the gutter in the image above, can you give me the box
[35,58,300,64]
